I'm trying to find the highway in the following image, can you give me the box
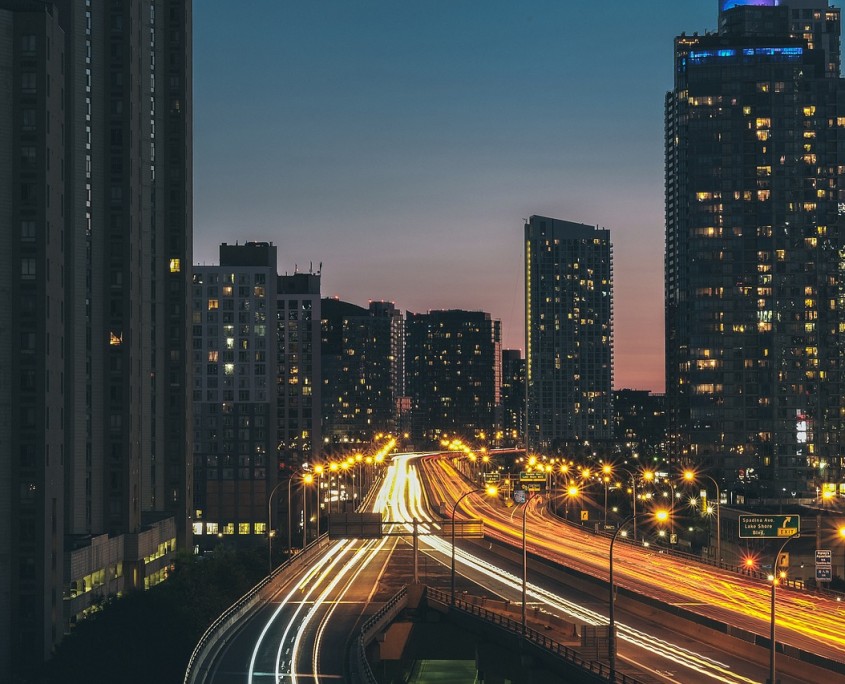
[419,454,845,681]
[203,457,415,683]
[200,452,838,683]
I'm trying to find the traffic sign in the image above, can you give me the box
[738,514,800,539]
[525,483,542,492]
[580,510,589,521]
[816,549,832,565]
[817,567,833,581]
[513,489,527,504]
[519,471,546,483]
[483,472,500,484]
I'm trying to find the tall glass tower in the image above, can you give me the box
[666,0,845,497]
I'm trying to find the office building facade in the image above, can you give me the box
[666,0,845,496]
[0,1,192,675]
[525,216,614,452]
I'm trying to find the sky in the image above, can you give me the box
[193,1,721,393]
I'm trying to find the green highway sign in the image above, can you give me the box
[519,471,546,482]
[483,472,501,483]
[738,514,800,539]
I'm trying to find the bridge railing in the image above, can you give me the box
[354,585,410,683]
[426,586,647,684]
[183,535,330,684]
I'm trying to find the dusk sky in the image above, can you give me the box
[193,2,725,393]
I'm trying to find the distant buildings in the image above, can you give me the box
[500,350,525,447]
[666,0,845,496]
[321,299,404,448]
[612,390,666,461]
[0,0,192,675]
[524,216,614,452]
[192,243,321,549]
[406,310,502,444]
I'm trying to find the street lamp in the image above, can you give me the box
[302,473,314,547]
[354,452,364,504]
[267,478,289,574]
[609,509,670,681]
[450,485,497,605]
[601,464,613,529]
[683,469,721,563]
[611,466,640,542]
[564,483,580,521]
[768,530,799,684]
[313,464,324,537]
[520,489,540,635]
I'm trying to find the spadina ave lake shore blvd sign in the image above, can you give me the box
[738,514,800,539]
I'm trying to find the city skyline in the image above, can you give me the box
[193,2,726,393]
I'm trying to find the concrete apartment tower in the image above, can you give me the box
[524,216,614,453]
[0,1,192,677]
[192,243,322,550]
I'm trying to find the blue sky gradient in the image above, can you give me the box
[194,2,724,391]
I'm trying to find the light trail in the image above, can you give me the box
[247,539,352,683]
[395,454,764,684]
[426,456,845,660]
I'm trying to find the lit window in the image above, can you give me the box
[208,299,219,310]
[238,523,250,535]
[109,332,122,346]
[169,258,181,272]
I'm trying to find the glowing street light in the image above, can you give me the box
[683,468,722,563]
[450,485,497,605]
[768,528,799,684]
[609,509,670,680]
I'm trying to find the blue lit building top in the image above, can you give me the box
[720,0,779,11]
[688,45,803,66]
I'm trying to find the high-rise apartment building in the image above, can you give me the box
[406,309,501,443]
[500,350,525,447]
[0,1,192,675]
[666,0,845,496]
[524,216,614,452]
[321,299,404,446]
[192,243,321,549]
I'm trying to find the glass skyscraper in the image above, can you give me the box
[666,0,845,497]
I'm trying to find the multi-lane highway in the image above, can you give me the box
[197,452,842,683]
[420,454,845,680]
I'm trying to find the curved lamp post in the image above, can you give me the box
[683,469,721,564]
[450,485,497,605]
[609,509,670,681]
[606,465,640,542]
[769,530,799,684]
[520,490,539,635]
[313,464,324,537]
[302,472,314,547]
[267,478,289,574]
